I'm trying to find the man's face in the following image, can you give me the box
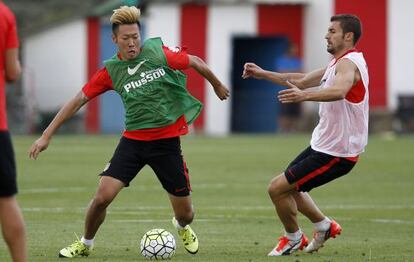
[112,23,141,60]
[325,21,346,55]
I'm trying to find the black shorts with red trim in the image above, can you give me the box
[285,146,357,192]
[101,136,191,196]
[0,131,18,197]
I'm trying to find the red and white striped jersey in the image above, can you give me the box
[310,51,369,157]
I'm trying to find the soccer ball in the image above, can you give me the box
[140,228,176,260]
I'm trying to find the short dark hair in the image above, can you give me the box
[331,14,362,45]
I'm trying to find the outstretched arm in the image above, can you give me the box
[29,91,89,159]
[278,59,357,103]
[242,62,325,89]
[188,55,229,100]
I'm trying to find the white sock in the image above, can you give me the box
[314,217,331,232]
[174,219,185,230]
[285,229,302,241]
[81,236,94,247]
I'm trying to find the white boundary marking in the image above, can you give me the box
[370,219,414,224]
[20,207,414,224]
[18,184,228,194]
[22,204,414,212]
[20,187,86,194]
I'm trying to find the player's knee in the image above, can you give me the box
[91,194,112,210]
[267,175,284,199]
[267,181,278,198]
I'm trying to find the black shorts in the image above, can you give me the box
[284,146,357,192]
[101,136,191,196]
[0,131,17,197]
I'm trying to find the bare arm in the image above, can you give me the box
[295,68,326,89]
[242,62,325,89]
[5,48,21,82]
[278,59,358,103]
[29,91,89,159]
[188,55,229,100]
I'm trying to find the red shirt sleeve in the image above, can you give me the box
[6,19,19,48]
[82,68,114,99]
[162,45,190,70]
[2,3,19,49]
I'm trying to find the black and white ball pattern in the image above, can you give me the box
[140,228,176,260]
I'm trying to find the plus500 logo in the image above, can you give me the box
[123,68,166,93]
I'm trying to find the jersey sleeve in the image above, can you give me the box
[6,9,19,48]
[82,68,114,99]
[162,45,190,70]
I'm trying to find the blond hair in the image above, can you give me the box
[110,6,141,25]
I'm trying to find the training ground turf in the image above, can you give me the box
[1,134,413,261]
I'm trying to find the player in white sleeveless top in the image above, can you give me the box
[242,14,368,256]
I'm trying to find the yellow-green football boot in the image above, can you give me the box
[172,217,199,254]
[58,238,93,258]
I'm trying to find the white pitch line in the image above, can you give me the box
[112,217,414,224]
[18,184,229,194]
[199,204,414,210]
[17,186,414,212]
[22,207,85,213]
[112,218,232,223]
[19,207,414,225]
[21,204,414,213]
[112,219,171,223]
[111,204,414,210]
[370,218,414,225]
[319,204,414,210]
[19,187,87,194]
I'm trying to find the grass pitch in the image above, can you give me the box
[1,134,413,261]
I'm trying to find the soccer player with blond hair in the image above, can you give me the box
[29,6,229,258]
